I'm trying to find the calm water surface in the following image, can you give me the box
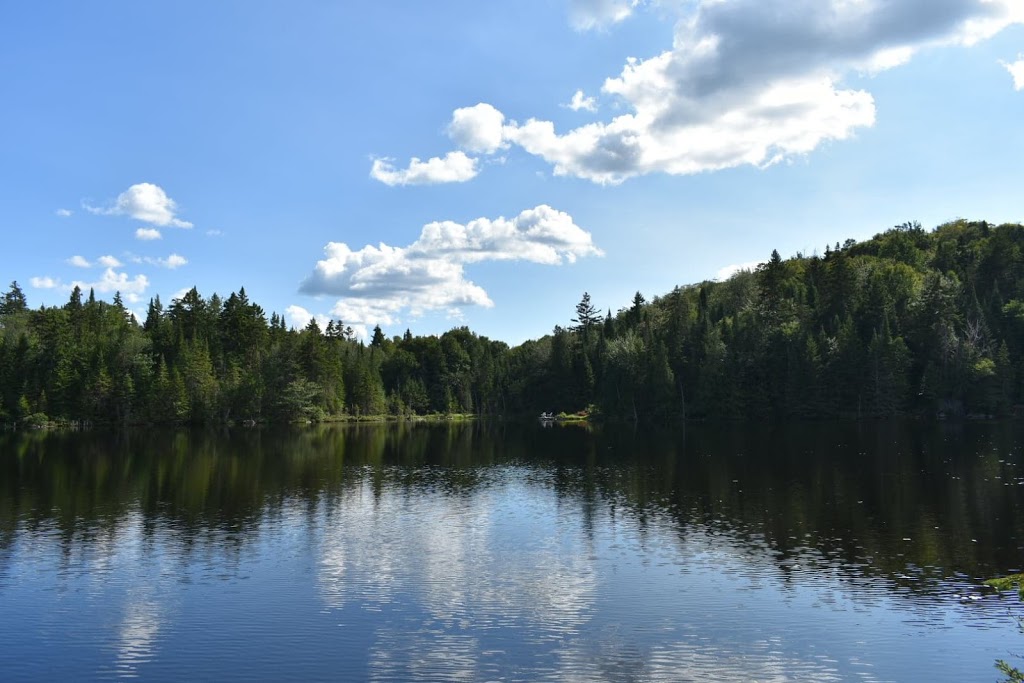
[1,421,1023,681]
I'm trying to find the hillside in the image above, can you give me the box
[2,218,1022,425]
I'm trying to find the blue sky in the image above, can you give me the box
[1,1,1022,343]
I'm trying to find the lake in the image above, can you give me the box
[1,421,1023,681]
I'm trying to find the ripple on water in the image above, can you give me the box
[3,423,1024,682]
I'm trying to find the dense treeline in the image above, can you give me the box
[1,218,1023,425]
[545,218,1023,421]
[0,284,511,425]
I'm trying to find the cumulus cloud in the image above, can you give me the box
[30,276,59,289]
[55,208,73,217]
[371,105,513,185]
[30,268,150,303]
[510,0,1024,183]
[285,305,332,331]
[169,287,192,304]
[410,204,603,265]
[385,0,1023,184]
[300,205,601,327]
[303,242,493,326]
[160,254,187,269]
[135,227,162,240]
[283,305,368,340]
[77,269,149,298]
[569,0,640,31]
[370,151,479,186]
[85,182,193,228]
[129,253,188,269]
[506,69,877,183]
[1003,54,1024,90]
[68,254,124,268]
[565,89,598,112]
[285,305,313,329]
[447,103,508,154]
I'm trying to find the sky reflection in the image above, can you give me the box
[1,422,1023,681]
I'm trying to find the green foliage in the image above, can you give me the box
[1,219,1023,424]
[985,574,1024,599]
[996,660,1024,683]
[0,281,28,315]
[22,412,49,429]
[985,574,1024,682]
[275,378,324,421]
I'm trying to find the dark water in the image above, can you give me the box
[1,421,1024,681]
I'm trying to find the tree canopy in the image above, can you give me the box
[2,218,1023,425]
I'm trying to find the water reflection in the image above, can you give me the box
[1,420,1023,681]
[315,471,598,680]
[114,591,162,678]
[551,637,860,683]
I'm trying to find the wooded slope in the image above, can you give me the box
[1,219,1021,424]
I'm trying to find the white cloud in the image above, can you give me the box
[300,205,601,327]
[411,204,604,265]
[85,182,193,228]
[555,0,1021,182]
[170,287,192,303]
[370,151,479,186]
[391,0,1023,184]
[206,229,223,237]
[75,269,149,297]
[447,103,508,154]
[715,260,762,281]
[64,254,124,269]
[862,45,916,73]
[287,303,367,339]
[565,89,598,112]
[30,276,60,289]
[135,228,162,241]
[507,70,878,183]
[55,208,73,217]
[569,0,640,31]
[1002,54,1024,90]
[304,242,493,326]
[161,254,187,269]
[285,305,313,329]
[285,305,331,331]
[29,268,150,300]
[130,253,188,269]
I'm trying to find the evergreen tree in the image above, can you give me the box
[572,292,599,338]
[1,217,1022,425]
[0,281,28,315]
[370,325,387,348]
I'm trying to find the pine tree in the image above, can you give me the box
[572,292,599,336]
[0,281,28,315]
[370,325,386,348]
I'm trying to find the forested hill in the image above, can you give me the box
[2,218,1023,426]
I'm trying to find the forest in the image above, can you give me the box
[1,218,1023,426]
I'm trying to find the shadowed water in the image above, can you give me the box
[1,421,1023,681]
